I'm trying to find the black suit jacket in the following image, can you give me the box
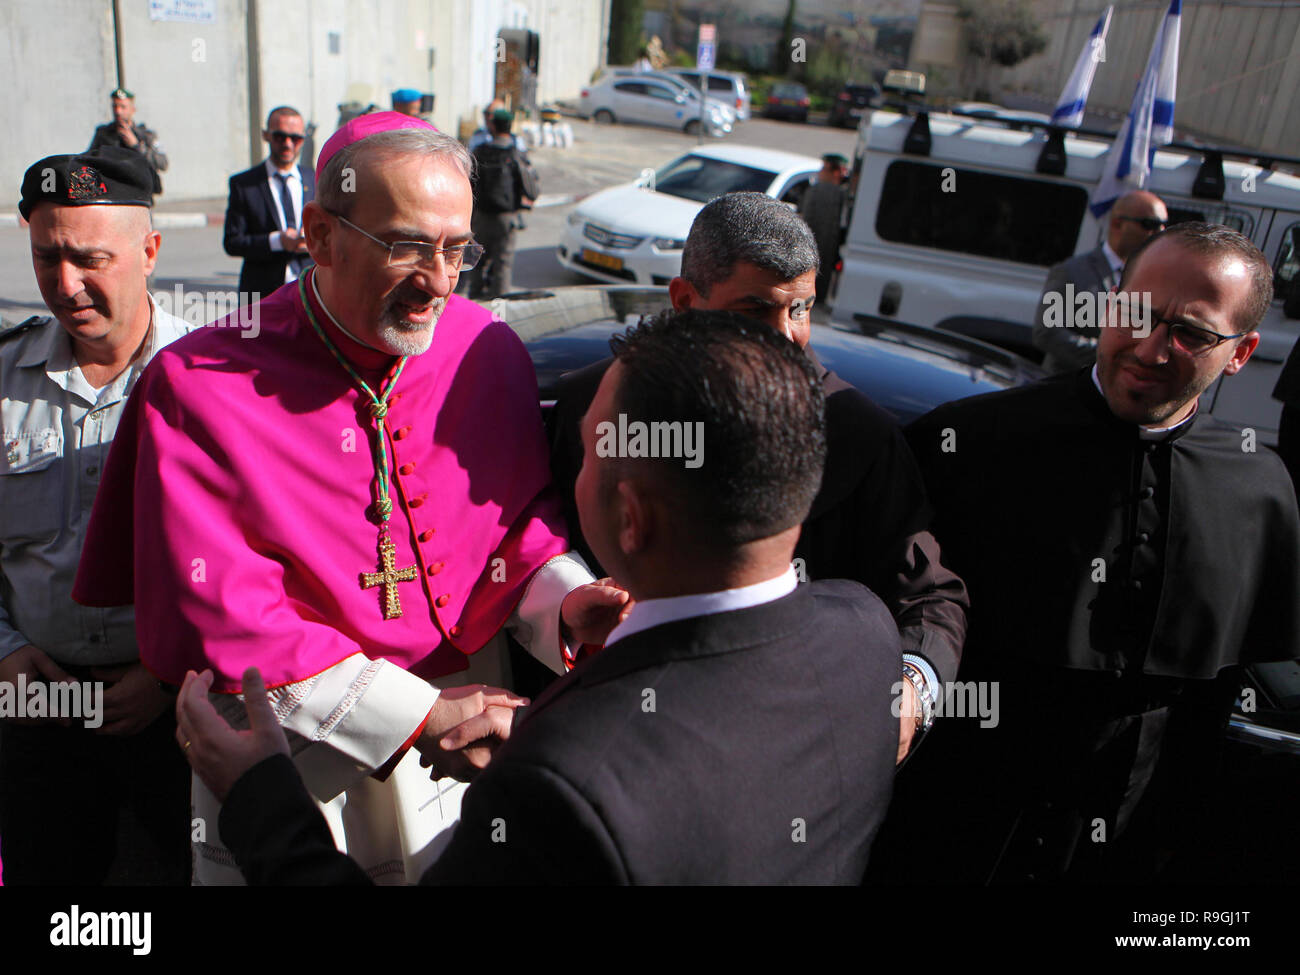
[219,580,902,884]
[223,161,315,300]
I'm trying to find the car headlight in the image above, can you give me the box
[652,237,685,250]
[566,210,583,227]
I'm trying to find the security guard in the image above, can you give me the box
[88,87,168,194]
[0,148,194,884]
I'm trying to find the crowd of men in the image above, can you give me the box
[0,90,1297,886]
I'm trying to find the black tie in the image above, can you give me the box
[277,172,311,275]
[276,173,296,230]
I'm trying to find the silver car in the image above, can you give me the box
[667,68,751,122]
[579,74,732,137]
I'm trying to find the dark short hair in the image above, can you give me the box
[1120,221,1274,332]
[608,308,826,546]
[265,105,303,129]
[680,192,819,297]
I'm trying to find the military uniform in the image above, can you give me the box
[0,301,196,884]
[88,121,168,194]
[0,302,193,666]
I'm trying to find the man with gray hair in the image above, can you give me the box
[551,191,968,763]
[74,112,628,884]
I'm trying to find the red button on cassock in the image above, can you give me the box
[393,426,412,440]
[419,530,435,542]
[409,495,426,507]
[436,594,450,608]
[449,625,462,637]
[398,463,415,475]
[426,561,444,576]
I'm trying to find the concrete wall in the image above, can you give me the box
[3,0,609,206]
[995,0,1300,158]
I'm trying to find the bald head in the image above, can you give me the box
[1107,190,1168,260]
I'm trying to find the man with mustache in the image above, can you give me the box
[890,223,1300,882]
[73,113,625,884]
[0,148,194,883]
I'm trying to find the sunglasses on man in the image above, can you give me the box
[268,130,306,144]
[1118,215,1167,232]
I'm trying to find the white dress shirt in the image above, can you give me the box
[265,158,305,284]
[1101,240,1124,282]
[604,566,798,648]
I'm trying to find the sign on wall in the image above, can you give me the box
[148,0,217,25]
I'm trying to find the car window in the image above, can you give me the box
[653,155,778,202]
[708,77,732,92]
[876,160,1088,266]
[780,175,815,207]
[643,82,679,101]
[615,81,648,95]
[1165,203,1255,237]
[1273,221,1300,293]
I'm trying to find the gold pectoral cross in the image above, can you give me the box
[360,534,419,620]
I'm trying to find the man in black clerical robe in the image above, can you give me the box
[878,223,1300,883]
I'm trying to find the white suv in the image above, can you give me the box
[832,108,1300,444]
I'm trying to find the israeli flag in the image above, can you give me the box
[1051,6,1113,128]
[1090,0,1181,217]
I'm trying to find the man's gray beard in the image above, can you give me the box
[375,296,447,355]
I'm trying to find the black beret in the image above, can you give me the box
[19,147,153,220]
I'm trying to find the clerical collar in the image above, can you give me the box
[604,566,799,648]
[1089,364,1197,439]
[309,268,385,353]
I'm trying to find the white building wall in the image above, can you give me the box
[3,0,608,206]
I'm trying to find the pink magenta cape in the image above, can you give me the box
[72,282,569,692]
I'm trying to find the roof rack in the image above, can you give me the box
[888,103,1300,172]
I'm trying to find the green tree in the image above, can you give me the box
[608,0,646,66]
[958,0,1047,69]
[773,0,797,77]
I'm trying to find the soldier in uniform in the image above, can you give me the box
[88,88,168,195]
[797,153,848,304]
[0,148,194,884]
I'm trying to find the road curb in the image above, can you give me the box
[2,211,224,229]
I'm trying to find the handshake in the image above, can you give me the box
[175,577,632,802]
[175,667,529,803]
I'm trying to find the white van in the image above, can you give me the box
[832,108,1300,443]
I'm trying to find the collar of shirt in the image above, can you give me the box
[1101,240,1124,280]
[1090,363,1197,439]
[264,157,300,183]
[31,294,188,406]
[604,566,799,648]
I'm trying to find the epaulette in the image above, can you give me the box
[0,316,49,343]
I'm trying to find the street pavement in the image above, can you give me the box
[1,116,857,323]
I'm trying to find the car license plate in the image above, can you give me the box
[582,249,624,272]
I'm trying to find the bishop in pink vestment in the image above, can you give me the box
[73,277,595,884]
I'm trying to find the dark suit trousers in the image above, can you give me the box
[0,709,191,885]
[469,211,517,299]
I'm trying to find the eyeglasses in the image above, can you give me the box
[1115,298,1248,356]
[330,213,484,272]
[1118,215,1167,232]
[268,131,306,144]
